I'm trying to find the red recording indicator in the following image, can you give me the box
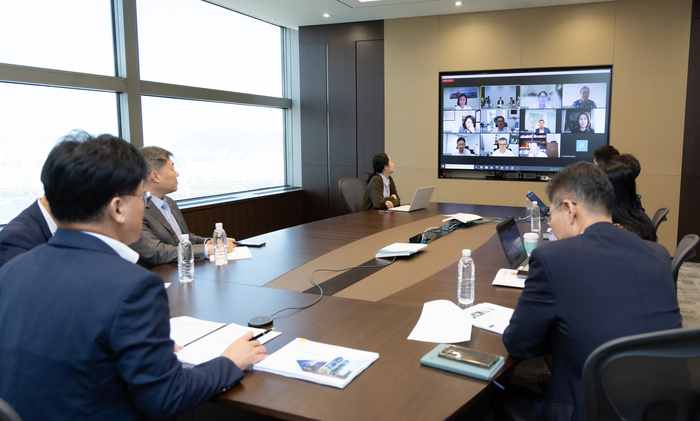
[442,79,454,83]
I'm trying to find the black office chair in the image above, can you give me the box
[338,177,366,213]
[651,207,670,234]
[671,234,699,287]
[0,398,22,421]
[582,326,700,421]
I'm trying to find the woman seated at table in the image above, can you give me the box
[362,153,401,210]
[601,160,657,242]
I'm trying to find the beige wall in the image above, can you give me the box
[385,0,692,253]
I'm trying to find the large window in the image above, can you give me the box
[0,0,290,225]
[141,96,284,200]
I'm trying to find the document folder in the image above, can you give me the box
[420,344,504,381]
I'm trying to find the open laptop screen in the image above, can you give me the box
[496,217,528,269]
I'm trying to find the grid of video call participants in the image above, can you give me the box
[441,83,607,159]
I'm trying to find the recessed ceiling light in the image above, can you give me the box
[455,1,463,5]
[323,13,332,18]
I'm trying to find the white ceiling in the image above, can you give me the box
[209,0,615,30]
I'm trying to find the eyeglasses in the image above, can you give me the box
[552,200,577,213]
[126,191,151,206]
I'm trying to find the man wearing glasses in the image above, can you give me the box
[0,132,267,420]
[501,162,681,421]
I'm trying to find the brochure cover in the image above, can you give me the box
[254,338,379,389]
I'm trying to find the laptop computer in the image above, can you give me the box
[392,186,435,212]
[495,216,529,277]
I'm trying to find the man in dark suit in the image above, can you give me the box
[0,131,267,420]
[129,146,235,267]
[502,162,681,421]
[534,119,550,133]
[0,196,55,269]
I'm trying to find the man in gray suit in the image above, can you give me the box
[129,146,235,268]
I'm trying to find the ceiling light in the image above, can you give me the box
[456,1,463,5]
[323,13,332,18]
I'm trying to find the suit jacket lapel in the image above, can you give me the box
[145,201,180,244]
[29,201,52,241]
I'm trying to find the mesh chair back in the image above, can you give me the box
[338,177,366,213]
[583,326,700,421]
[672,234,699,286]
[652,208,670,233]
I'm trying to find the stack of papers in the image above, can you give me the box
[170,316,281,367]
[492,268,525,289]
[442,213,482,224]
[376,243,427,258]
[408,300,514,340]
[254,338,379,389]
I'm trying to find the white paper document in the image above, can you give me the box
[254,338,379,389]
[209,246,252,262]
[492,268,525,289]
[407,300,473,343]
[408,300,515,341]
[170,317,281,367]
[442,213,482,224]
[376,243,427,258]
[466,302,515,335]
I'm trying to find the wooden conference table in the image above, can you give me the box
[154,203,541,421]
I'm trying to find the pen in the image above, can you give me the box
[252,328,273,340]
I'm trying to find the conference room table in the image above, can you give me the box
[155,203,547,421]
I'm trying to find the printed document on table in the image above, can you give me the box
[407,300,472,343]
[442,213,483,224]
[209,246,252,262]
[170,316,225,347]
[254,338,379,389]
[465,303,514,335]
[172,319,281,367]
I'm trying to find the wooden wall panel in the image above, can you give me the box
[180,191,304,242]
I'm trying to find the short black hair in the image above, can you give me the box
[593,145,619,165]
[611,153,641,179]
[601,160,656,241]
[545,161,613,216]
[367,153,391,183]
[41,130,147,224]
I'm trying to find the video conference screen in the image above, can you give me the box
[438,66,612,178]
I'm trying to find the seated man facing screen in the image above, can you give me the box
[502,162,681,421]
[0,195,56,269]
[129,146,235,268]
[0,131,267,421]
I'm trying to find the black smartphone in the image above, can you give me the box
[526,191,550,217]
[235,242,266,248]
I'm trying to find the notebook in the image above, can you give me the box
[392,186,435,212]
[495,216,529,276]
[420,344,505,381]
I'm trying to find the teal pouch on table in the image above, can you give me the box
[420,344,505,381]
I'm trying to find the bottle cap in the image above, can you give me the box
[533,201,538,206]
[215,222,223,229]
[462,249,471,257]
[180,234,190,241]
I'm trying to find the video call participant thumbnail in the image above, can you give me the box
[0,131,267,421]
[572,86,597,108]
[571,111,594,134]
[452,137,473,155]
[492,137,514,156]
[528,141,547,157]
[535,119,550,134]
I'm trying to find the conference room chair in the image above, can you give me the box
[671,234,699,288]
[338,177,365,213]
[651,207,670,234]
[0,398,22,421]
[582,326,700,421]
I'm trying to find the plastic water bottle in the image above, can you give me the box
[531,201,541,233]
[458,249,475,307]
[525,192,533,219]
[178,234,194,283]
[213,222,229,266]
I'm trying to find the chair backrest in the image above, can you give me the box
[582,326,700,421]
[652,207,670,233]
[338,177,366,213]
[671,234,699,286]
[0,398,22,421]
